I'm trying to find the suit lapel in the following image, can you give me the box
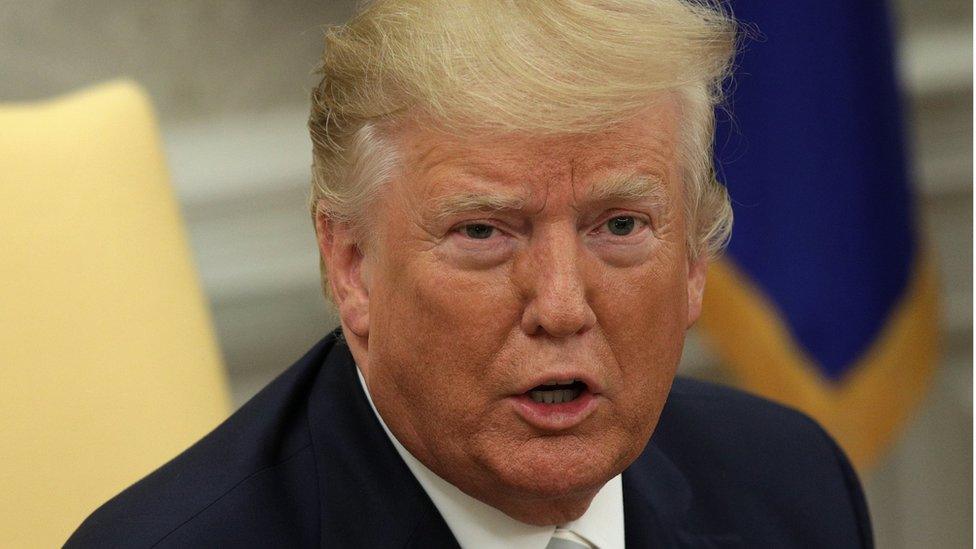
[623,439,694,547]
[306,336,459,548]
[623,433,743,548]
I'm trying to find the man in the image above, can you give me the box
[68,1,872,547]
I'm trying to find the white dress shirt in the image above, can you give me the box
[357,368,625,549]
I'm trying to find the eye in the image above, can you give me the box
[462,223,495,239]
[606,216,636,236]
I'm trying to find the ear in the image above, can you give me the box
[315,205,371,338]
[685,255,708,328]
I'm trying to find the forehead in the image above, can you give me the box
[392,99,681,197]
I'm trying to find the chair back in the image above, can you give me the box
[0,81,231,547]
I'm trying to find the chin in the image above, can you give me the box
[479,434,625,500]
[466,442,616,526]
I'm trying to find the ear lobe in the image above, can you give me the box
[315,208,370,338]
[685,256,708,328]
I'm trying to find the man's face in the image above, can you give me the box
[328,98,707,524]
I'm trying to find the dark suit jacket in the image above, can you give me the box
[66,330,873,548]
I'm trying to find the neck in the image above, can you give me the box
[470,488,599,526]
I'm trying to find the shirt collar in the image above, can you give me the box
[357,367,625,549]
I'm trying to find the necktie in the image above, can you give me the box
[545,527,595,549]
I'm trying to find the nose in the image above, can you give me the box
[517,228,597,337]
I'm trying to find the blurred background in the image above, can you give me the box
[1,1,970,547]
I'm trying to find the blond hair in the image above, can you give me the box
[309,0,736,269]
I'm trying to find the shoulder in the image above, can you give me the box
[647,377,873,547]
[662,376,827,444]
[655,377,844,487]
[64,334,341,548]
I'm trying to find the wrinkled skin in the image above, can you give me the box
[316,98,707,525]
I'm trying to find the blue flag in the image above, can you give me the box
[700,0,939,469]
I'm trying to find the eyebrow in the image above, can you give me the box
[582,173,669,206]
[428,191,529,221]
[427,173,668,221]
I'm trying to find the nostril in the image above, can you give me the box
[522,302,597,338]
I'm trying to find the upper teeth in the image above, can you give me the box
[530,387,582,404]
[530,379,583,404]
[542,378,577,386]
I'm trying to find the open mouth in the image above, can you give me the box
[527,379,588,404]
[514,377,599,430]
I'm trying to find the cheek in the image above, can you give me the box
[383,251,519,333]
[592,245,687,330]
[589,254,687,408]
[368,253,521,400]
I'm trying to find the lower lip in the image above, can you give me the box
[510,390,600,431]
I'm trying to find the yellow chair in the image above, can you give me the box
[0,81,232,547]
